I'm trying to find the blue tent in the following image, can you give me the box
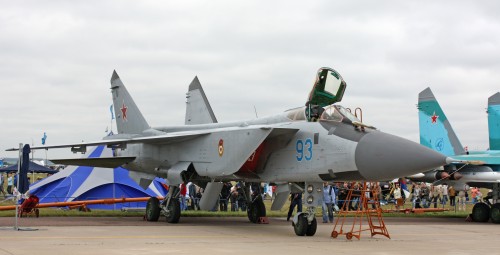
[1,161,58,174]
[29,145,168,210]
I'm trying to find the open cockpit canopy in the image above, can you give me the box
[305,67,346,122]
[307,67,346,107]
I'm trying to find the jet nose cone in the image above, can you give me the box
[355,131,447,180]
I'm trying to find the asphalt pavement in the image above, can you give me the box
[0,216,497,255]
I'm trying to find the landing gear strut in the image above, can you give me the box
[162,185,181,223]
[242,182,267,223]
[292,182,322,236]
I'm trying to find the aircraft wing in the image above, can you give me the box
[6,132,210,152]
[6,126,299,174]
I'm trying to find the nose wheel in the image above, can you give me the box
[292,211,318,236]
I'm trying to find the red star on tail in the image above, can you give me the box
[431,111,439,123]
[121,102,128,121]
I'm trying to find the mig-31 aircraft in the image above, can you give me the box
[8,67,449,236]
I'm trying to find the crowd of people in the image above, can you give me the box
[0,172,18,198]
[385,182,483,211]
[0,172,45,199]
[177,182,257,212]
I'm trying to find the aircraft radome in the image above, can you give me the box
[9,67,449,236]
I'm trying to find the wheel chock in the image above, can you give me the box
[258,217,269,224]
[465,214,473,222]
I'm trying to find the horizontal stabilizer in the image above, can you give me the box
[50,157,136,168]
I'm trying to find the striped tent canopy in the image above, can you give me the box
[29,145,168,210]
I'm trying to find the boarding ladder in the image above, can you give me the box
[331,182,390,240]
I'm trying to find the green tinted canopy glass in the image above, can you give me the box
[307,67,346,107]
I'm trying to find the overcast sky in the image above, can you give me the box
[1,1,499,160]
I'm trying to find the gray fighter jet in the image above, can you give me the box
[9,67,448,236]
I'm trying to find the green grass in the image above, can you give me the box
[0,198,473,218]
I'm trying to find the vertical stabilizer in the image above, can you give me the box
[418,87,465,156]
[110,71,150,134]
[185,76,217,125]
[488,92,500,150]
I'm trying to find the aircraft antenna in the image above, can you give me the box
[254,106,259,118]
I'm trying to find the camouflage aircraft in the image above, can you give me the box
[9,67,448,236]
[410,88,500,223]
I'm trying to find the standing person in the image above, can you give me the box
[229,183,238,211]
[0,173,6,197]
[13,173,18,189]
[337,182,348,210]
[457,187,466,211]
[7,173,13,195]
[449,185,456,207]
[179,183,187,211]
[195,188,202,210]
[470,187,479,204]
[477,189,483,203]
[430,185,439,208]
[219,182,231,212]
[236,184,247,211]
[441,184,449,206]
[286,191,302,221]
[322,182,336,223]
[188,182,198,210]
[412,183,421,209]
[392,183,402,210]
[350,183,361,211]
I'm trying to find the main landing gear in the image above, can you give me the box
[471,184,500,224]
[243,182,267,223]
[471,202,500,224]
[248,195,266,223]
[145,185,181,223]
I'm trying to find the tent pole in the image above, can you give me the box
[14,143,21,230]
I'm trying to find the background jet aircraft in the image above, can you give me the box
[9,67,448,236]
[411,88,500,223]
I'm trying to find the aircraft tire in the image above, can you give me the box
[293,214,308,236]
[247,197,266,223]
[166,199,181,223]
[471,202,490,222]
[146,197,160,222]
[490,203,500,224]
[305,217,317,236]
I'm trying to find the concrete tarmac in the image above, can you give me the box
[0,216,498,255]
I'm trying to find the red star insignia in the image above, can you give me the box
[121,101,128,121]
[431,111,439,124]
